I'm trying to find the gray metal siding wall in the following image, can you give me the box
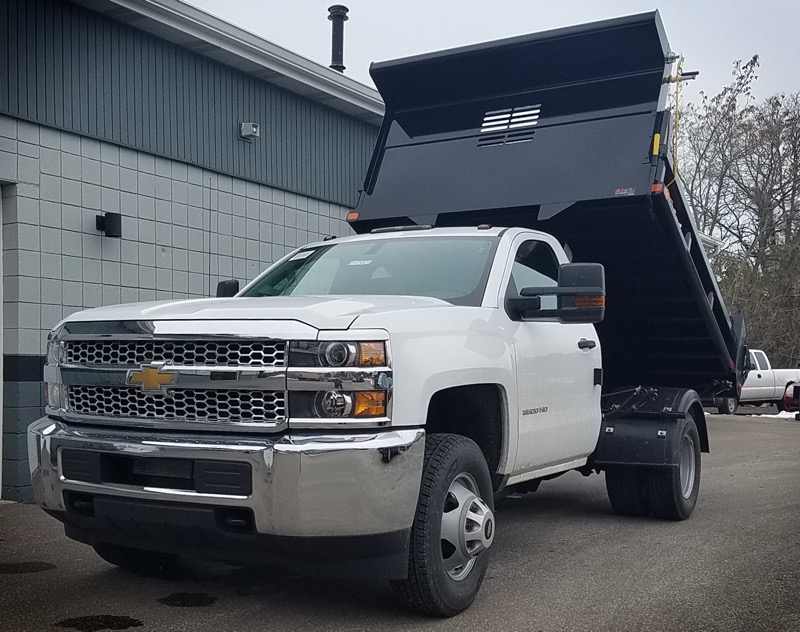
[0,0,378,208]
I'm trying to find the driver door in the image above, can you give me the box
[505,236,602,474]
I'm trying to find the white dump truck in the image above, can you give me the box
[29,12,746,617]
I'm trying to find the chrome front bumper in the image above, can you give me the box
[28,417,424,538]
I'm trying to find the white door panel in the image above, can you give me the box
[741,371,767,400]
[512,321,601,471]
[498,233,602,476]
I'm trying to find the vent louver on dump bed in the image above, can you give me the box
[478,105,540,147]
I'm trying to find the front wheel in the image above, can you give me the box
[391,434,495,617]
[646,414,702,520]
[717,396,738,415]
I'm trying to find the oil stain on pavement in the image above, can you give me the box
[53,615,144,631]
[158,592,218,607]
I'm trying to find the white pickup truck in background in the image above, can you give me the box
[716,349,800,414]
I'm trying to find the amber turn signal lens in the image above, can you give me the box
[575,295,605,307]
[354,391,387,417]
[358,341,386,366]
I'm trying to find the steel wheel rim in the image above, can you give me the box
[440,473,495,581]
[726,398,736,412]
[679,433,696,499]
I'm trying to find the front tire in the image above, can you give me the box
[391,434,495,617]
[646,414,702,520]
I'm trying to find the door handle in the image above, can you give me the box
[578,339,596,350]
[757,373,762,378]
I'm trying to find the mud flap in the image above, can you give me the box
[592,387,705,468]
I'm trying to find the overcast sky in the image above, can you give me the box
[185,0,799,103]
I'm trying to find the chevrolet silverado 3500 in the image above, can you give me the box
[29,12,746,617]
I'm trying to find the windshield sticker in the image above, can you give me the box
[290,251,314,261]
[348,259,373,266]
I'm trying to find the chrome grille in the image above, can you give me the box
[67,386,286,423]
[65,340,286,367]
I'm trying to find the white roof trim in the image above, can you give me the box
[72,0,384,126]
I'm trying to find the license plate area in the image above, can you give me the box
[60,450,252,496]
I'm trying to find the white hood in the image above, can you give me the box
[61,295,451,332]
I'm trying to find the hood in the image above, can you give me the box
[61,295,452,332]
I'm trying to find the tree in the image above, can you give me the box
[680,58,800,367]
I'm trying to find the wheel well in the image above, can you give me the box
[689,402,709,453]
[425,384,505,486]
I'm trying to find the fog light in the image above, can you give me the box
[354,391,387,418]
[315,391,353,418]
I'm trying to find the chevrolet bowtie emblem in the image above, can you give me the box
[127,363,178,393]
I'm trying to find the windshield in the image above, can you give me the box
[242,236,499,306]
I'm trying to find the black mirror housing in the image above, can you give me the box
[216,279,240,297]
[507,263,605,324]
[556,263,605,323]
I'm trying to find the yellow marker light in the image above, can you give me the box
[652,132,661,157]
[354,391,387,417]
[576,295,606,308]
[358,341,386,366]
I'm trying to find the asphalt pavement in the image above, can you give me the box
[1,412,799,632]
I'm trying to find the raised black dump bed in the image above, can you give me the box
[349,11,746,399]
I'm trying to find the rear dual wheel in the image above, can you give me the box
[646,414,701,520]
[605,413,701,520]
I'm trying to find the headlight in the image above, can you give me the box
[322,342,353,367]
[289,341,386,367]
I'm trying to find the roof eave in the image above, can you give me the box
[72,0,385,126]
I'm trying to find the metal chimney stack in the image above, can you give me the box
[328,5,349,73]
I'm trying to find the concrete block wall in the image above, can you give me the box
[0,113,355,499]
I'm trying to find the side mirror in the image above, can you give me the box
[216,279,240,297]
[507,263,605,324]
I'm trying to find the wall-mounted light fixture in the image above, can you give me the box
[240,122,260,141]
[96,212,123,238]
